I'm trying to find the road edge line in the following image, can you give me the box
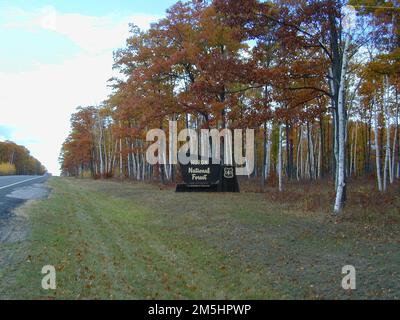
[0,176,45,190]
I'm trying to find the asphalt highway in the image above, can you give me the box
[0,175,48,219]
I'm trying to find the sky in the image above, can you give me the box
[0,0,177,175]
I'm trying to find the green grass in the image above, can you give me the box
[1,177,399,299]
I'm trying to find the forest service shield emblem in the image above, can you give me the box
[223,167,234,179]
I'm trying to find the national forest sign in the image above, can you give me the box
[181,160,220,186]
[176,159,239,193]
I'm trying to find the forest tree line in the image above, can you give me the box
[60,0,399,213]
[0,140,46,176]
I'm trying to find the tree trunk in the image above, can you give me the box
[373,97,383,192]
[383,76,391,190]
[278,123,283,192]
[296,126,302,180]
[318,126,322,179]
[354,122,358,176]
[126,139,131,178]
[98,117,104,178]
[119,134,123,179]
[261,122,267,190]
[319,116,325,178]
[306,122,315,180]
[333,33,350,214]
[266,124,271,180]
[285,123,293,180]
[349,125,354,176]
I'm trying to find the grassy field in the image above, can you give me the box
[0,177,399,299]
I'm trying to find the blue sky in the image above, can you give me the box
[0,0,176,16]
[0,1,177,71]
[0,0,177,174]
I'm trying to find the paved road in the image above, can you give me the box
[0,175,48,219]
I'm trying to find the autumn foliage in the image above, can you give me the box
[0,141,46,175]
[60,0,399,212]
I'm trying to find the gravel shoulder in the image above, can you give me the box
[0,179,50,299]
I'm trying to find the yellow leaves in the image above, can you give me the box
[0,141,45,175]
[0,162,16,175]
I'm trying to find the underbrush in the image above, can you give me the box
[70,174,400,226]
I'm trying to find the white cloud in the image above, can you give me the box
[0,7,161,175]
[0,52,115,174]
[3,6,161,53]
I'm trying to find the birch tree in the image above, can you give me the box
[334,6,354,214]
[373,95,383,192]
[277,123,284,192]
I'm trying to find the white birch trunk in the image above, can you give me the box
[354,122,358,176]
[119,136,123,179]
[296,127,302,181]
[104,134,108,175]
[308,123,315,179]
[131,142,137,179]
[349,126,354,176]
[305,151,309,179]
[126,139,131,178]
[278,123,283,192]
[265,123,271,179]
[111,140,118,176]
[374,96,383,192]
[98,117,104,177]
[136,151,141,180]
[318,127,322,179]
[300,126,304,179]
[383,75,391,190]
[333,33,350,214]
[142,152,146,180]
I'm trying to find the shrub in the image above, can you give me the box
[0,163,17,176]
[82,170,92,179]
